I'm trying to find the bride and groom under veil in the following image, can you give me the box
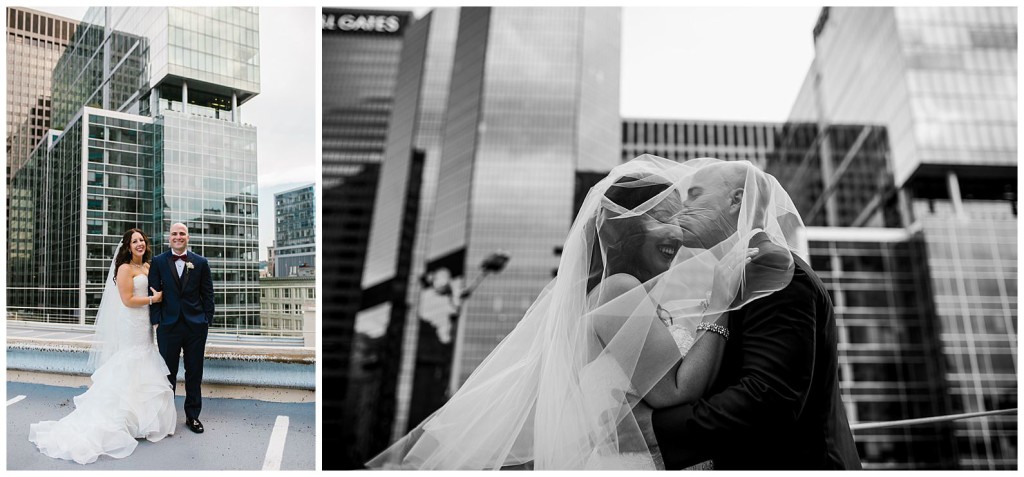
[369,154,860,470]
[29,224,214,465]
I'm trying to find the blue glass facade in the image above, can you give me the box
[7,7,262,329]
[273,183,315,277]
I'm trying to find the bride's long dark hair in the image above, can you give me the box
[586,175,673,293]
[113,228,153,281]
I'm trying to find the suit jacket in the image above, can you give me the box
[651,233,861,470]
[149,250,215,326]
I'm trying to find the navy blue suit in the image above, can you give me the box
[149,249,214,420]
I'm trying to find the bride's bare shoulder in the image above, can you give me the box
[598,273,642,299]
[589,273,645,342]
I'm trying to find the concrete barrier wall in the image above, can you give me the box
[7,339,315,390]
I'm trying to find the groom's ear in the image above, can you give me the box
[727,188,744,215]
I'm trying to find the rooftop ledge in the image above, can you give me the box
[7,337,315,392]
[7,336,314,364]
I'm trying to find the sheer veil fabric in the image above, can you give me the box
[367,155,805,469]
[30,240,176,465]
[87,241,125,371]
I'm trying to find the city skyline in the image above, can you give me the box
[322,5,1016,470]
[7,7,267,328]
[5,3,1017,471]
[25,5,817,262]
[27,6,317,261]
[338,5,821,123]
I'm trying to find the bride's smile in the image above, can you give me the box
[30,228,175,464]
[639,199,685,275]
[131,233,148,260]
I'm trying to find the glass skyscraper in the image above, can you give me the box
[324,6,622,469]
[321,7,410,469]
[433,4,621,398]
[6,8,77,181]
[323,5,1013,470]
[791,7,1016,187]
[7,7,262,329]
[622,119,900,228]
[340,7,460,466]
[624,116,956,469]
[805,228,957,469]
[273,183,315,277]
[790,7,1016,469]
[6,8,77,285]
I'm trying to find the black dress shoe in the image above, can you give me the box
[186,418,204,434]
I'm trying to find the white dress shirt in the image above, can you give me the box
[173,251,187,277]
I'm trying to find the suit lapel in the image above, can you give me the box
[180,251,192,291]
[168,253,183,292]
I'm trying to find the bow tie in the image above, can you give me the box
[172,254,187,262]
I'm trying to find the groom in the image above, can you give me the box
[652,161,861,469]
[149,222,214,434]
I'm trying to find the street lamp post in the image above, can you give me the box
[437,250,510,397]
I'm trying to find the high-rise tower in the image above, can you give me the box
[791,7,1017,469]
[8,7,262,328]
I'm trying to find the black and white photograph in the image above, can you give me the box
[323,5,1017,471]
[5,6,317,470]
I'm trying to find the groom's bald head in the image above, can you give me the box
[170,222,190,254]
[678,161,765,249]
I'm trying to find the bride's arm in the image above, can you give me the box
[117,265,154,308]
[644,315,728,409]
[592,273,728,410]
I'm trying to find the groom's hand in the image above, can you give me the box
[706,247,758,313]
[150,287,164,303]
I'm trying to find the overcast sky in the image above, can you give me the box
[379,5,821,122]
[621,7,820,121]
[28,6,820,261]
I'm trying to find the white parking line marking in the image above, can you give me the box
[7,395,26,406]
[262,415,290,470]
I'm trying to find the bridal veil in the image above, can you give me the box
[368,155,805,469]
[87,241,125,371]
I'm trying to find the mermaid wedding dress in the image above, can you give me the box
[29,274,176,465]
[581,319,703,470]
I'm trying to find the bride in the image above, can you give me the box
[29,228,177,464]
[368,155,803,469]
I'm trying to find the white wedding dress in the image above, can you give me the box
[581,320,699,470]
[368,156,803,470]
[29,274,176,465]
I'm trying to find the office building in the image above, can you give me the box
[321,7,411,469]
[259,276,315,332]
[790,7,1017,469]
[6,8,77,182]
[625,115,957,469]
[324,5,1014,470]
[335,7,460,466]
[274,183,315,277]
[264,244,276,277]
[7,7,261,329]
[6,8,77,289]
[423,1,621,406]
[325,6,621,467]
[622,118,900,227]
